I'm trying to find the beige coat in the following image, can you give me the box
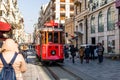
[0,51,27,80]
[0,39,27,80]
[79,47,84,57]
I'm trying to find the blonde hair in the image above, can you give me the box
[1,39,19,52]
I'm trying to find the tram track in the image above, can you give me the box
[46,66,60,80]
[59,65,83,80]
[44,63,83,80]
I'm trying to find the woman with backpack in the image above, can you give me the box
[0,39,27,80]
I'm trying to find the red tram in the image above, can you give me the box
[35,20,64,63]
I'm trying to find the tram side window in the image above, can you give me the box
[61,32,65,44]
[41,33,45,44]
[54,32,58,43]
[48,32,53,42]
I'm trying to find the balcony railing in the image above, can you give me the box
[116,0,120,8]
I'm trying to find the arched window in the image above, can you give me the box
[91,15,95,33]
[76,26,78,31]
[98,11,104,32]
[79,23,83,32]
[107,7,115,31]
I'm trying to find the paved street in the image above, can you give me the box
[23,51,51,80]
[23,51,120,80]
[64,57,120,80]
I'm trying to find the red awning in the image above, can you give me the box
[44,20,58,27]
[0,21,11,31]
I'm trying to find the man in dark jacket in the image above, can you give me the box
[85,46,90,63]
[70,45,76,63]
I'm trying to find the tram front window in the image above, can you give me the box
[48,32,58,43]
[48,33,53,42]
[54,32,58,43]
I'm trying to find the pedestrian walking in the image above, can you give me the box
[97,43,104,63]
[0,39,27,80]
[20,44,29,63]
[90,45,95,60]
[70,45,76,63]
[79,47,84,64]
[84,46,90,63]
[64,46,69,58]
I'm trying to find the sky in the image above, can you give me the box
[18,0,50,33]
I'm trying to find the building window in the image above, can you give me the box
[90,0,99,11]
[85,0,87,9]
[79,23,83,32]
[107,7,115,31]
[75,5,77,15]
[76,25,78,31]
[0,10,2,16]
[98,36,104,45]
[100,0,107,6]
[79,3,81,13]
[107,35,115,54]
[98,11,104,32]
[119,9,120,20]
[91,15,95,33]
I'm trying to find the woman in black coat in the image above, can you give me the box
[70,45,76,63]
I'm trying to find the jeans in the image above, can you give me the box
[98,55,103,63]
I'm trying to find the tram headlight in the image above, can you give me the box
[51,50,56,55]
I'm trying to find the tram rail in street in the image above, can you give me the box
[43,63,83,80]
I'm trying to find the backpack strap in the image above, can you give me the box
[0,52,18,67]
[0,53,8,67]
[10,52,18,65]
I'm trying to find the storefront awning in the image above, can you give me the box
[0,21,11,31]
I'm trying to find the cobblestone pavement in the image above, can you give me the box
[23,50,120,80]
[64,57,120,80]
[23,51,51,80]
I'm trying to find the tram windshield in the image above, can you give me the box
[41,31,64,44]
[48,32,58,43]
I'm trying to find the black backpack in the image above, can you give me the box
[0,52,18,80]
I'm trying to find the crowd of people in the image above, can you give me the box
[64,43,104,64]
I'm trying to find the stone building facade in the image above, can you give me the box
[38,0,74,27]
[88,0,119,54]
[65,17,75,44]
[74,0,89,48]
[73,0,120,54]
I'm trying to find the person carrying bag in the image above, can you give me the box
[0,39,27,80]
[0,52,18,80]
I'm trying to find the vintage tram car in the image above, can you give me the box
[35,20,64,63]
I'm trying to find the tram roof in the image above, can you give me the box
[39,27,63,32]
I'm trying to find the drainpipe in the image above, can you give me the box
[85,16,88,44]
[119,9,120,55]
